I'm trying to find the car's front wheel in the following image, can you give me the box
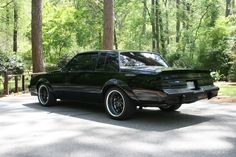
[159,104,182,112]
[105,87,135,120]
[38,84,56,107]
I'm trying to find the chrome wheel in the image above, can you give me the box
[38,85,49,105]
[106,90,125,117]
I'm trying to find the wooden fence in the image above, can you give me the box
[0,74,31,96]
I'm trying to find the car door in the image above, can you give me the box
[64,52,99,102]
[92,51,120,101]
[50,54,82,100]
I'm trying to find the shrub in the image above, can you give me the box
[210,71,224,82]
[45,64,59,72]
[0,52,24,75]
[228,62,236,82]
[45,54,73,72]
[56,54,73,68]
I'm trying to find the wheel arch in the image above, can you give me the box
[102,79,138,101]
[36,78,53,93]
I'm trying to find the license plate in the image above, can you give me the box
[187,81,195,89]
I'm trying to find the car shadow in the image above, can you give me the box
[23,101,213,132]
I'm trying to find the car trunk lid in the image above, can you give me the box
[159,69,213,89]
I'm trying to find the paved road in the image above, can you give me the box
[0,94,236,157]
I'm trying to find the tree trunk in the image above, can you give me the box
[186,2,191,30]
[164,0,170,45]
[226,0,231,17]
[103,0,114,50]
[5,6,10,51]
[233,0,236,15]
[32,0,44,72]
[13,0,18,93]
[176,0,180,43]
[98,31,102,49]
[114,27,118,50]
[155,0,160,51]
[142,0,147,35]
[151,0,156,51]
[159,9,166,56]
[139,0,147,50]
[3,72,9,95]
[13,0,18,54]
[182,0,186,29]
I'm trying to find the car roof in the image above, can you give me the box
[77,50,160,55]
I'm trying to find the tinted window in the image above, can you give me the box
[120,52,168,68]
[105,52,119,72]
[95,52,119,72]
[67,53,98,71]
[96,52,107,70]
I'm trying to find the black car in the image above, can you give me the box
[29,51,219,120]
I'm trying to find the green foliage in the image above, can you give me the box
[0,52,24,75]
[1,0,236,82]
[42,0,103,64]
[0,0,31,71]
[43,2,76,63]
[45,53,74,72]
[115,1,151,50]
[20,50,32,71]
[56,53,74,68]
[228,62,236,82]
[45,63,58,72]
[198,50,231,74]
[211,71,224,82]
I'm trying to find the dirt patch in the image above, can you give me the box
[210,96,236,103]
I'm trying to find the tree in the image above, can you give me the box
[4,1,11,51]
[13,0,19,92]
[233,0,236,15]
[151,0,156,50]
[151,0,161,51]
[0,0,235,85]
[155,0,160,51]
[226,0,231,17]
[176,0,180,43]
[103,0,114,50]
[32,0,44,72]
[13,0,18,53]
[164,0,170,45]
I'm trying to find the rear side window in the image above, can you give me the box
[96,52,119,72]
[67,53,98,71]
[105,52,119,71]
[96,52,107,70]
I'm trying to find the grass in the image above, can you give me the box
[216,83,236,97]
[0,81,18,95]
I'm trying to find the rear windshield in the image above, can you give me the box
[120,52,168,68]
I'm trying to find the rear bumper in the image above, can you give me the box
[163,85,219,104]
[133,85,219,105]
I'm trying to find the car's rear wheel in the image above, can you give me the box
[159,104,182,112]
[38,84,55,107]
[105,87,135,120]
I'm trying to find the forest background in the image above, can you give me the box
[0,0,236,84]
